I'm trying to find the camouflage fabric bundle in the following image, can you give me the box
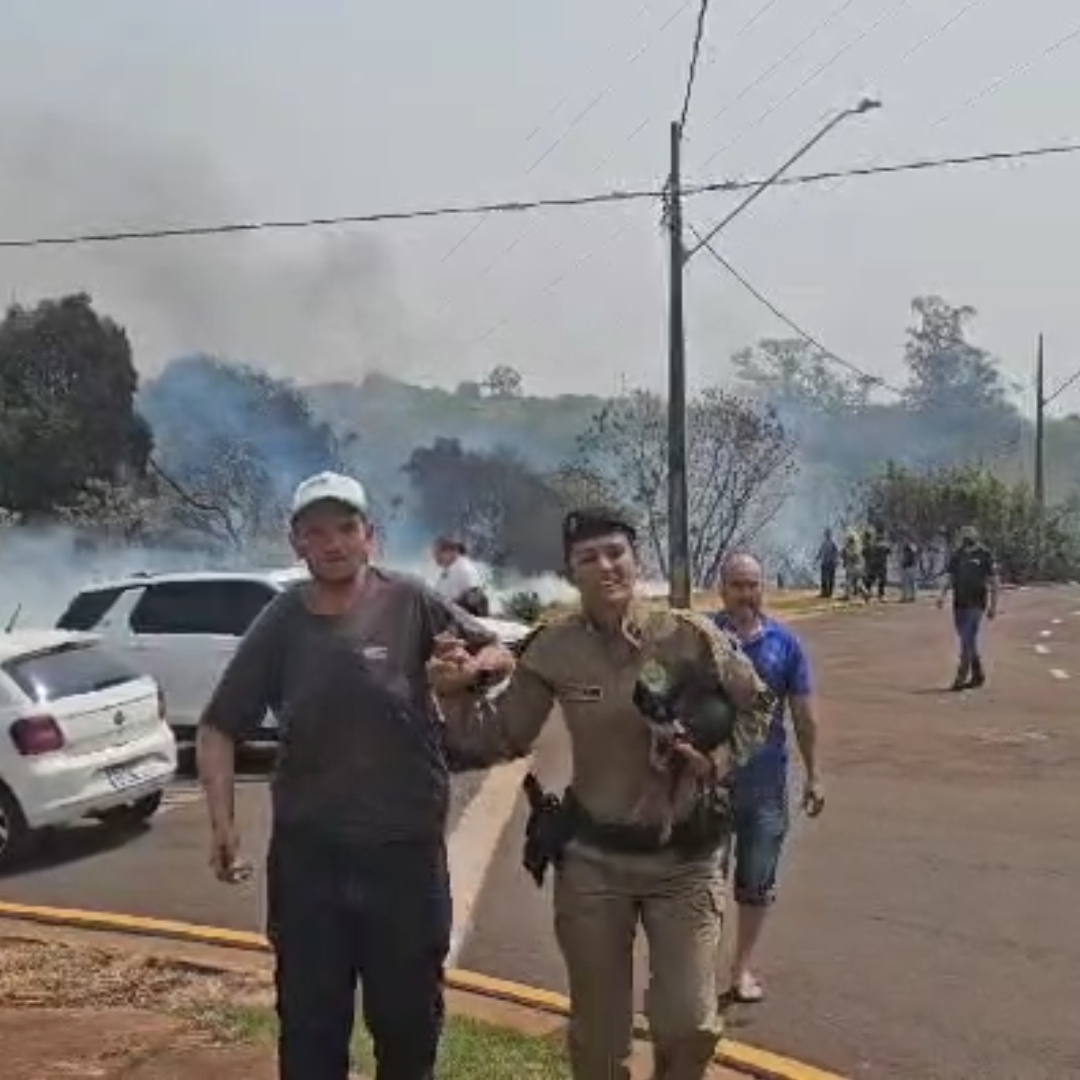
[629,608,772,840]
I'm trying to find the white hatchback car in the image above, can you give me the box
[55,568,532,744]
[0,630,178,870]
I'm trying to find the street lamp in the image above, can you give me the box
[684,97,882,262]
[665,97,881,609]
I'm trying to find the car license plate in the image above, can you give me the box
[105,762,154,790]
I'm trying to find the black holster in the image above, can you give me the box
[521,774,574,887]
[563,785,732,862]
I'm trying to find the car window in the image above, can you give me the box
[2,642,142,704]
[129,581,277,637]
[56,587,127,631]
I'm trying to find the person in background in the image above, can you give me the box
[429,506,773,1080]
[432,535,490,617]
[863,528,891,602]
[937,525,998,691]
[899,538,919,602]
[841,531,867,602]
[197,472,514,1080]
[816,528,839,600]
[712,553,823,1005]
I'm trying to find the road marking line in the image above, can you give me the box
[1040,630,1053,638]
[1034,644,1051,655]
[1050,669,1070,680]
[1051,618,1063,625]
[157,790,203,817]
[445,757,530,968]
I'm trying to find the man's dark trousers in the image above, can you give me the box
[820,562,836,599]
[267,822,452,1080]
[953,605,985,686]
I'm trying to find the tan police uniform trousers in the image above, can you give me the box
[553,839,726,1080]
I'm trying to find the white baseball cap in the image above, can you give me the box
[290,471,369,521]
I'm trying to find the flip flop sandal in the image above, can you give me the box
[732,974,766,1004]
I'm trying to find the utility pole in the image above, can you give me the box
[662,98,880,610]
[666,120,691,610]
[1034,333,1046,577]
[1034,332,1046,514]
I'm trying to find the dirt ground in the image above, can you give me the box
[0,935,279,1079]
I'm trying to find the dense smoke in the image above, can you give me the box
[0,107,418,385]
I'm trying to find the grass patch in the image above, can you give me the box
[198,1002,570,1080]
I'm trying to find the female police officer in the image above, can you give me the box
[429,507,772,1080]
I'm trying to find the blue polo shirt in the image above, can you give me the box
[711,613,812,790]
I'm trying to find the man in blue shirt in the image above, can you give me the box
[713,553,823,1004]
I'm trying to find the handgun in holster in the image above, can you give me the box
[521,773,572,887]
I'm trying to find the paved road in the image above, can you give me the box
[2,588,1079,1079]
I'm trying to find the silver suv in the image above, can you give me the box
[56,568,530,744]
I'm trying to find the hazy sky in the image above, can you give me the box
[1,0,1079,415]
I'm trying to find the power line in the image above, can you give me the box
[526,2,692,175]
[733,0,788,40]
[679,0,712,130]
[435,1,689,263]
[932,20,1080,129]
[1045,365,1080,408]
[816,0,993,197]
[696,140,1080,192]
[1,140,1078,252]
[701,0,917,170]
[685,222,905,393]
[704,0,862,129]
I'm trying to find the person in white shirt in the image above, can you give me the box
[432,536,490,616]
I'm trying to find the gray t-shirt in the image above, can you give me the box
[200,567,496,845]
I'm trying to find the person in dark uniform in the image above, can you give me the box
[816,528,839,599]
[863,529,891,602]
[196,471,514,1080]
[899,538,919,602]
[936,525,998,690]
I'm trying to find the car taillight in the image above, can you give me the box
[156,687,167,721]
[10,715,66,756]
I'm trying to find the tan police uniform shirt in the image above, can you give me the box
[441,602,773,826]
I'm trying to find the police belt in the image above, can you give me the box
[562,788,728,859]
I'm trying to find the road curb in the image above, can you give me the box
[0,900,846,1080]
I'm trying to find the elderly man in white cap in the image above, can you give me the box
[196,471,514,1080]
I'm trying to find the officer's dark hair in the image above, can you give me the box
[562,505,638,564]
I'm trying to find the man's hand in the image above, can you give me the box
[209,823,251,884]
[428,634,515,696]
[801,778,825,818]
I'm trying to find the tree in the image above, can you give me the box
[575,388,797,585]
[900,296,1023,465]
[853,462,1080,583]
[0,293,152,514]
[733,337,877,415]
[404,437,572,575]
[483,364,524,399]
[139,356,344,546]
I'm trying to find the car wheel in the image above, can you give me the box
[0,784,31,871]
[96,791,165,829]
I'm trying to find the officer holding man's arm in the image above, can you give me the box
[430,507,772,1080]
